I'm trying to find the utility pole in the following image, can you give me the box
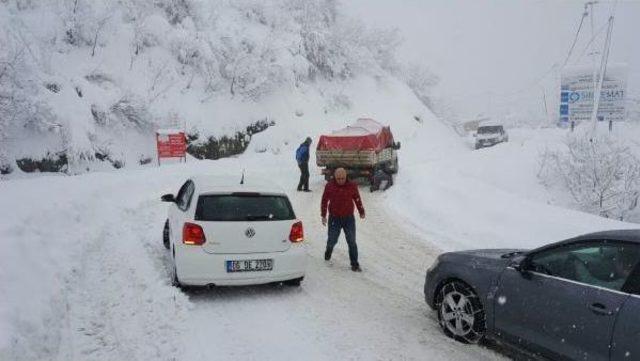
[541,86,550,127]
[588,1,599,131]
[590,13,615,135]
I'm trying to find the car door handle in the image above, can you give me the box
[589,303,614,316]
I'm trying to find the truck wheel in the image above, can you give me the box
[384,159,399,174]
[390,159,399,174]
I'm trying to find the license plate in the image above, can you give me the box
[226,259,273,273]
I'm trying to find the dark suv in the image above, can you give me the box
[424,230,640,360]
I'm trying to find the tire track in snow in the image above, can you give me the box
[179,178,506,361]
[285,182,504,360]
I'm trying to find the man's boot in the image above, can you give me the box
[324,248,332,261]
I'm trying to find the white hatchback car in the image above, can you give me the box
[161,176,307,287]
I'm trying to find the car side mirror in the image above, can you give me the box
[161,194,176,203]
[392,142,401,150]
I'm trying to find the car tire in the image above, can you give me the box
[163,220,170,250]
[435,280,486,344]
[283,277,303,287]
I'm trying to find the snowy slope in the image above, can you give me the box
[385,127,635,252]
[0,0,431,174]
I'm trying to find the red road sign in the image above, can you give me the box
[156,130,186,164]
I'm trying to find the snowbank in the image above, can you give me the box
[386,127,636,252]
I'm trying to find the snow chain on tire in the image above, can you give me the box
[435,280,486,344]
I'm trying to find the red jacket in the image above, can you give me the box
[321,180,365,218]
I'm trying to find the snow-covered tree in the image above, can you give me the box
[539,131,640,221]
[0,0,436,173]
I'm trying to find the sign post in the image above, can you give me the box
[559,65,627,127]
[156,129,186,165]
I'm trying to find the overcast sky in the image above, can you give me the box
[343,0,640,121]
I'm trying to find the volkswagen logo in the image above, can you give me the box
[245,227,256,238]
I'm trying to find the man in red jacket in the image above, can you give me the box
[321,168,366,272]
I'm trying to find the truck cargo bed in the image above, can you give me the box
[316,148,394,168]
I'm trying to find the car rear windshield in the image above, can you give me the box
[477,126,502,134]
[195,194,295,221]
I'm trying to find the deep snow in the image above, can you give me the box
[2,114,637,360]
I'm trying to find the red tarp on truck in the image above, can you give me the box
[316,118,394,152]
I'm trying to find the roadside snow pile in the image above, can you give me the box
[539,125,640,222]
[385,127,636,251]
[0,168,194,360]
[0,0,439,174]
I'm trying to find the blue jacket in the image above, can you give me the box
[296,144,310,164]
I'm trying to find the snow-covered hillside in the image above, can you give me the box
[0,0,435,174]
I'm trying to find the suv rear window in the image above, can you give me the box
[195,194,295,221]
[477,126,503,134]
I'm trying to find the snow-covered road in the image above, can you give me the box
[5,126,635,360]
[1,164,506,361]
[180,179,503,361]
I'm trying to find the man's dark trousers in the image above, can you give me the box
[297,162,309,191]
[327,215,358,266]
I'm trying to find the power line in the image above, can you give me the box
[448,2,596,102]
[562,2,592,68]
[573,21,608,65]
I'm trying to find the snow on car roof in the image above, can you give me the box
[190,175,287,195]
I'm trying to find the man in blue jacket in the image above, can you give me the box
[296,137,312,192]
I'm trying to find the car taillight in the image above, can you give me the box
[183,222,206,245]
[289,221,304,243]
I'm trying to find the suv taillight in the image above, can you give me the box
[289,221,304,243]
[183,222,206,245]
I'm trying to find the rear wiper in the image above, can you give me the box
[245,215,272,221]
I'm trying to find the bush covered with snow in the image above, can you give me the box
[539,131,640,221]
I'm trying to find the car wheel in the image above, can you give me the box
[283,277,303,287]
[163,220,170,250]
[435,281,485,344]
